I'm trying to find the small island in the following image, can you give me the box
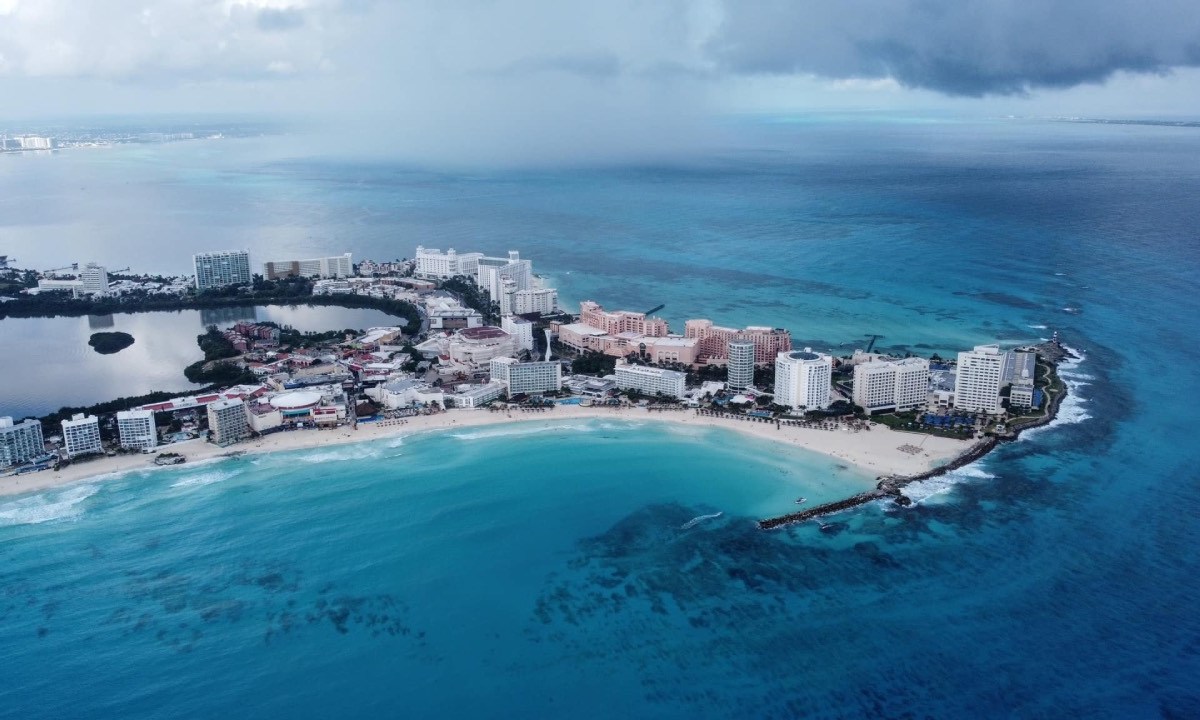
[88,331,135,355]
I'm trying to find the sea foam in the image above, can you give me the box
[0,484,100,526]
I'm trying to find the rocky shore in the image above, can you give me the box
[759,342,1076,530]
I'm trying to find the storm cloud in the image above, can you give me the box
[1,0,1198,164]
[706,0,1200,96]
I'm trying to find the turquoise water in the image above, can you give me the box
[2,117,1200,716]
[0,422,873,718]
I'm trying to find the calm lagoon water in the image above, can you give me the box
[1,117,1199,717]
[0,305,404,418]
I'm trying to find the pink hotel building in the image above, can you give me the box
[555,301,791,367]
[684,319,792,365]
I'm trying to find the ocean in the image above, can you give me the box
[1,116,1199,717]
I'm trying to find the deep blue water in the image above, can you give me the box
[2,117,1199,717]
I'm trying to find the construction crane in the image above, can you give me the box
[864,334,884,353]
[643,304,665,316]
[45,263,79,273]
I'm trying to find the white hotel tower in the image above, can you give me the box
[62,414,102,458]
[116,410,157,452]
[853,357,930,414]
[954,344,1010,415]
[774,349,833,412]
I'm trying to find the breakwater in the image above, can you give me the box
[758,345,1073,530]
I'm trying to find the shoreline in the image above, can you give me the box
[758,345,1079,529]
[0,405,970,500]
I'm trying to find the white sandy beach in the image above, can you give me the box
[0,406,972,498]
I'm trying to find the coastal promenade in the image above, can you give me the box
[0,404,968,498]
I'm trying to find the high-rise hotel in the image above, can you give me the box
[774,349,833,412]
[194,250,252,290]
[0,417,44,468]
[954,344,1010,414]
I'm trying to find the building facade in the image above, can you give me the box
[774,350,833,412]
[116,410,157,451]
[476,252,533,306]
[954,345,1010,415]
[0,417,44,468]
[501,316,535,352]
[414,246,484,279]
[194,250,252,290]
[79,263,109,295]
[614,363,687,399]
[263,253,353,280]
[62,414,102,458]
[512,288,559,315]
[684,320,792,364]
[207,399,250,446]
[580,301,668,337]
[727,340,756,391]
[852,357,930,414]
[448,382,506,408]
[490,357,562,395]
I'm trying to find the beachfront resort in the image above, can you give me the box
[0,246,1069,508]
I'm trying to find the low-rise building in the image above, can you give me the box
[448,382,506,408]
[116,410,157,451]
[416,326,516,367]
[62,414,102,458]
[263,253,353,280]
[490,357,562,395]
[563,374,617,397]
[426,294,484,330]
[0,416,44,468]
[369,377,446,409]
[614,362,687,399]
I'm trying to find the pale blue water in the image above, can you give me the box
[2,117,1200,717]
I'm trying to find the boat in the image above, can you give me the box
[794,497,807,504]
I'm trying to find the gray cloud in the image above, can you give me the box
[706,0,1200,96]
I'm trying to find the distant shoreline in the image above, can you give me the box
[0,405,970,500]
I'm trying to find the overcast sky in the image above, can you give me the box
[2,0,1198,161]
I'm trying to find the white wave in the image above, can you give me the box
[1020,344,1091,439]
[904,466,996,504]
[680,512,722,530]
[0,484,100,526]
[169,469,241,489]
[1027,324,1048,329]
[449,422,599,441]
[290,445,385,463]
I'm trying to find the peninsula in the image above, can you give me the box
[1,247,1074,523]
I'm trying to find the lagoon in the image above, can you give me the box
[0,304,405,419]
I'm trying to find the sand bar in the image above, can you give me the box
[0,406,971,498]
